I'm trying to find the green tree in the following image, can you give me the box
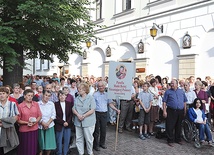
[0,0,97,86]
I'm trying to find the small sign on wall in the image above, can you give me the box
[136,68,145,73]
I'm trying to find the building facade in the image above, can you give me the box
[4,0,213,80]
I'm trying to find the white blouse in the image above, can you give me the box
[38,100,56,129]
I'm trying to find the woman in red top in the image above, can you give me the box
[17,89,42,155]
[194,81,208,112]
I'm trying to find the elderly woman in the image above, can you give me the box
[72,83,96,155]
[38,90,56,155]
[54,90,73,155]
[17,89,42,155]
[10,83,22,99]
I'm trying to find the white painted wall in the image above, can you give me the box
[197,29,214,78]
[1,0,213,80]
[148,36,180,79]
[87,49,105,77]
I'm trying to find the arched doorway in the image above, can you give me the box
[88,47,105,77]
[149,36,180,79]
[117,42,136,60]
[117,43,136,76]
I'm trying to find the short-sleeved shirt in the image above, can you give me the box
[69,87,78,99]
[0,100,19,136]
[138,91,153,109]
[93,91,113,112]
[185,90,197,104]
[18,101,42,132]
[34,79,42,86]
[73,94,96,127]
[50,92,58,103]
[163,88,187,110]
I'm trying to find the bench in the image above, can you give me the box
[155,122,166,139]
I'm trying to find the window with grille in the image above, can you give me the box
[122,0,131,11]
[96,0,102,20]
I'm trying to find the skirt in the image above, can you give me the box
[17,130,38,155]
[38,127,56,150]
[150,106,159,122]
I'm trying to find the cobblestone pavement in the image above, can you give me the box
[69,125,214,155]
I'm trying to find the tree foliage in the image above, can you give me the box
[0,0,97,73]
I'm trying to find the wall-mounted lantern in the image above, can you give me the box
[150,23,163,39]
[86,40,91,49]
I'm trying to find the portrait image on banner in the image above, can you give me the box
[108,61,134,100]
[115,65,127,79]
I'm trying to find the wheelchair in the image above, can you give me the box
[181,118,201,148]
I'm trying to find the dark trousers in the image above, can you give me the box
[166,107,184,143]
[119,100,134,129]
[93,111,107,148]
[0,147,17,155]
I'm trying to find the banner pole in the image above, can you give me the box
[115,96,120,151]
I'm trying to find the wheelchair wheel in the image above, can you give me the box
[192,124,201,148]
[181,119,192,142]
[194,141,201,148]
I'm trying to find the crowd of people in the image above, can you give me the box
[0,73,214,155]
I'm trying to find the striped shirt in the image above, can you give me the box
[0,100,19,136]
[93,91,113,112]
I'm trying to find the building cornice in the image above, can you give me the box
[95,0,212,34]
[177,54,198,59]
[113,8,135,18]
[81,63,90,65]
[134,58,150,61]
[103,61,110,64]
[147,0,173,7]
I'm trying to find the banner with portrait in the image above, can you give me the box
[108,61,134,100]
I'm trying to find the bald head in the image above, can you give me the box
[45,84,52,91]
[170,79,178,90]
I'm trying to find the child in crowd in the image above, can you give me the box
[137,82,153,140]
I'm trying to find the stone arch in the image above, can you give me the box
[114,42,136,60]
[148,36,180,79]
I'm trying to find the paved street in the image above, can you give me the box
[69,124,214,155]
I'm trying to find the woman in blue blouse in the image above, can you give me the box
[188,98,213,144]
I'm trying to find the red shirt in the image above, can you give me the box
[18,101,42,132]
